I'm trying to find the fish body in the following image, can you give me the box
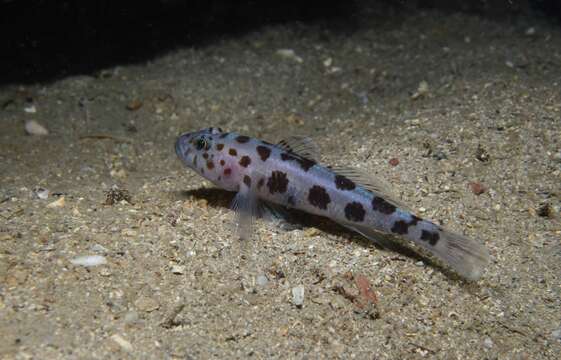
[175,127,489,280]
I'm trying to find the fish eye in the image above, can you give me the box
[195,137,207,150]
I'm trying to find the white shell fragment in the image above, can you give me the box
[291,285,305,307]
[70,255,107,267]
[25,120,49,136]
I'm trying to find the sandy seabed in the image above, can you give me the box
[1,6,560,359]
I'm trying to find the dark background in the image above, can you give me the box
[1,0,560,85]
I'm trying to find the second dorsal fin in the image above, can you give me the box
[277,136,321,161]
[330,165,413,212]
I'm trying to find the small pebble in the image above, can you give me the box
[276,49,303,63]
[468,182,486,195]
[292,286,305,307]
[124,311,140,324]
[171,265,185,274]
[47,196,65,208]
[483,337,493,349]
[91,244,109,254]
[304,228,320,237]
[134,296,160,312]
[110,334,133,353]
[25,120,48,135]
[411,80,429,100]
[24,104,37,113]
[33,187,49,200]
[537,203,554,218]
[415,261,425,267]
[126,99,143,111]
[99,268,112,277]
[550,326,561,340]
[432,150,447,160]
[256,274,268,287]
[70,255,107,267]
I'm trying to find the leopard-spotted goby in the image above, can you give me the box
[175,127,490,280]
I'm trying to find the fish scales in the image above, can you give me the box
[175,127,489,280]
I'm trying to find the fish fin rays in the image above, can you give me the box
[339,222,401,250]
[230,190,260,241]
[412,227,490,281]
[330,165,413,212]
[277,136,321,161]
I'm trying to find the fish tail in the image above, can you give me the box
[343,215,490,280]
[407,220,490,280]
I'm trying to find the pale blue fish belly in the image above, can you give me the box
[175,127,489,280]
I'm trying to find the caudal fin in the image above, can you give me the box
[418,227,490,280]
[343,221,489,280]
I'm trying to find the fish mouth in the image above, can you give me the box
[175,136,183,158]
[175,134,191,163]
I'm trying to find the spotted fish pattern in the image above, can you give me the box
[175,128,489,280]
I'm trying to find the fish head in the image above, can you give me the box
[175,127,230,184]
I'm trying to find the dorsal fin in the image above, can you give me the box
[277,136,320,161]
[330,165,413,212]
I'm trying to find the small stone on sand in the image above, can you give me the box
[292,286,305,307]
[70,255,107,267]
[25,120,49,135]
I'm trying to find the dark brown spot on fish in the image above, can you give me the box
[239,156,251,167]
[218,176,221,181]
[335,175,356,191]
[223,168,231,176]
[391,220,409,235]
[243,175,252,188]
[344,202,365,222]
[420,230,440,245]
[409,215,422,226]
[228,148,237,156]
[256,145,271,161]
[235,135,250,143]
[287,195,295,207]
[308,185,330,210]
[202,153,209,160]
[220,159,225,166]
[267,171,289,194]
[200,167,205,174]
[280,152,316,171]
[371,196,396,215]
[219,132,229,139]
[216,143,224,151]
[392,215,422,235]
[206,160,214,170]
[257,178,265,189]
